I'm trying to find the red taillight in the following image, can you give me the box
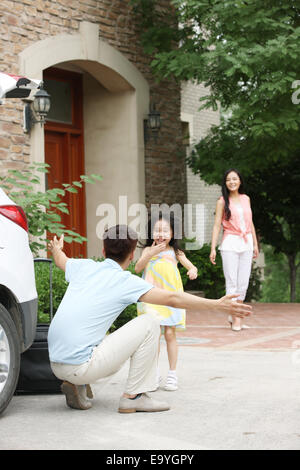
[0,205,28,232]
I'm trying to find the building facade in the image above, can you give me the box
[0,0,220,258]
[181,81,221,248]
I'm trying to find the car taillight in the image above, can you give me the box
[0,205,28,232]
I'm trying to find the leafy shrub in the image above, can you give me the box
[260,244,300,302]
[34,262,68,323]
[35,259,141,328]
[245,265,263,302]
[179,244,225,298]
[0,162,102,256]
[179,243,262,302]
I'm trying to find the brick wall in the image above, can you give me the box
[0,0,186,208]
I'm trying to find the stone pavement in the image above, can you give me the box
[0,303,299,450]
[177,303,300,351]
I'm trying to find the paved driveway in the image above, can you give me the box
[1,303,299,450]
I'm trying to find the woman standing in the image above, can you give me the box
[209,169,259,331]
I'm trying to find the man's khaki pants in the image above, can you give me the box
[51,314,161,395]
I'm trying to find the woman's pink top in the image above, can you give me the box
[221,194,252,244]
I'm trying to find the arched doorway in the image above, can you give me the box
[19,22,150,258]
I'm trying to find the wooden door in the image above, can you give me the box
[44,68,86,258]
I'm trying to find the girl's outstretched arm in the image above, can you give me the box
[176,250,198,280]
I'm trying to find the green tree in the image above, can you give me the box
[132,0,300,165]
[245,160,300,302]
[260,245,300,303]
[132,0,300,301]
[188,134,300,302]
[133,0,300,142]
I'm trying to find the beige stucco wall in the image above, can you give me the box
[83,74,146,257]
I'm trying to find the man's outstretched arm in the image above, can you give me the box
[139,288,252,319]
[48,234,69,272]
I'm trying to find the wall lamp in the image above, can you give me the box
[144,103,161,144]
[23,88,51,133]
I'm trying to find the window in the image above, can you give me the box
[44,78,72,125]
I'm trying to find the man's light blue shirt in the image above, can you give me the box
[48,258,153,365]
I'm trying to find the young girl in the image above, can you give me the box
[135,212,198,391]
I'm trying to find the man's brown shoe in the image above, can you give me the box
[86,384,93,399]
[61,381,92,410]
[118,393,170,413]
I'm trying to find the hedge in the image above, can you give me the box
[34,260,140,330]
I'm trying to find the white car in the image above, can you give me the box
[0,187,38,414]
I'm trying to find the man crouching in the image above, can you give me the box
[48,225,251,413]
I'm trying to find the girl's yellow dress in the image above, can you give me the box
[137,248,186,329]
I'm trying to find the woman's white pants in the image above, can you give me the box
[220,250,253,301]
